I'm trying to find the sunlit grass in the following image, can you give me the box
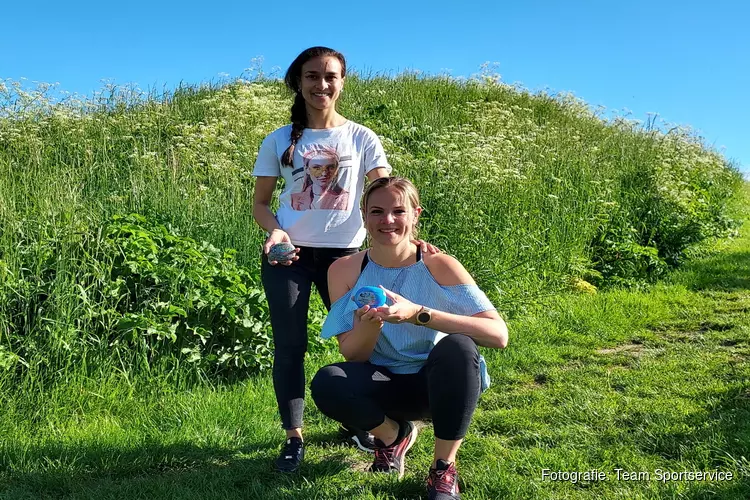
[2,187,748,498]
[0,74,747,498]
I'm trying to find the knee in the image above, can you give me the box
[310,364,351,409]
[274,342,307,361]
[430,334,479,366]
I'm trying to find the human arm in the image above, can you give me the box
[252,176,299,265]
[373,254,508,349]
[389,298,507,349]
[366,167,390,181]
[362,125,392,182]
[326,255,384,361]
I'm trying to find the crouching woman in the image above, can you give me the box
[310,177,508,500]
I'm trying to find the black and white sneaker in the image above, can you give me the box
[274,437,304,472]
[339,425,377,453]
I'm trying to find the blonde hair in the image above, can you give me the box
[362,176,421,239]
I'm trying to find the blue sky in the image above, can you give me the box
[2,0,748,173]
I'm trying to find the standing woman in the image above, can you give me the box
[251,46,435,472]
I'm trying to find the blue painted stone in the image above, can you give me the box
[267,242,296,263]
[353,286,386,308]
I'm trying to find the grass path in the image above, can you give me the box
[1,186,749,499]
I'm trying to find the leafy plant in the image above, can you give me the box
[103,214,273,376]
[0,214,276,379]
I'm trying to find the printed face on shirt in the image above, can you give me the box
[306,156,339,189]
[291,145,350,212]
[300,56,345,111]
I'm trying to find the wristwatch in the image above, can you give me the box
[415,306,432,326]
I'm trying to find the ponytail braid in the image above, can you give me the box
[281,93,306,167]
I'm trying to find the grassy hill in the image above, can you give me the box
[0,74,742,381]
[0,74,747,498]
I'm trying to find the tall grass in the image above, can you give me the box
[0,72,742,383]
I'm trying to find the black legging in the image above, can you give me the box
[261,246,358,430]
[310,334,481,441]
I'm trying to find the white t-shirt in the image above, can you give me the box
[252,121,392,248]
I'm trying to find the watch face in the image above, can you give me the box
[417,311,430,324]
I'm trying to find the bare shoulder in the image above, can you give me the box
[328,250,368,291]
[422,252,476,286]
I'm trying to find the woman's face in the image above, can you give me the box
[307,156,338,189]
[300,56,345,111]
[365,187,421,245]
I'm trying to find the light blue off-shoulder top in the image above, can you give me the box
[321,251,495,390]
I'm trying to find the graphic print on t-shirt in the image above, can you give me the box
[290,144,351,211]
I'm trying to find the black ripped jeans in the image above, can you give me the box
[261,246,358,430]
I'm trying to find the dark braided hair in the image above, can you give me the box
[281,46,347,167]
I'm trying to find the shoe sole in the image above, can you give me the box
[351,435,376,454]
[275,465,300,473]
[274,458,302,473]
[397,423,419,480]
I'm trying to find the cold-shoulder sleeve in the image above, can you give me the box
[321,291,360,339]
[434,284,496,316]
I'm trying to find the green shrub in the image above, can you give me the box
[587,128,742,284]
[104,214,273,376]
[0,214,278,379]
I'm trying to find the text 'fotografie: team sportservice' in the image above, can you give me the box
[542,469,734,483]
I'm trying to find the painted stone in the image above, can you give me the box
[353,286,386,308]
[267,242,296,263]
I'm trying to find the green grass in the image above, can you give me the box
[0,74,742,380]
[2,188,748,498]
[0,74,747,498]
